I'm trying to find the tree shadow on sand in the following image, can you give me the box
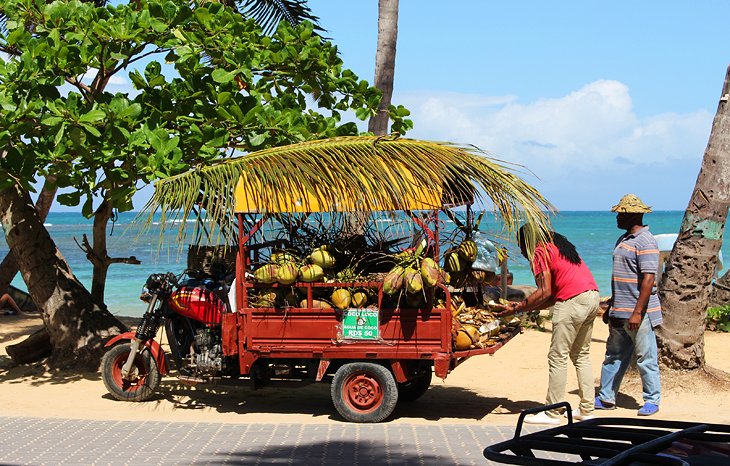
[108,379,543,422]
[0,356,101,385]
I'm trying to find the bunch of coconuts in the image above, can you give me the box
[381,240,443,306]
[442,238,494,288]
[253,247,335,285]
[250,246,373,310]
[250,246,331,308]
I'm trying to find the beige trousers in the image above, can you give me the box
[546,289,600,416]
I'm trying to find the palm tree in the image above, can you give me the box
[234,0,321,35]
[657,65,730,370]
[144,136,554,245]
[368,0,399,136]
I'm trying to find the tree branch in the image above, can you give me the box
[109,256,141,265]
[65,76,92,99]
[74,234,101,266]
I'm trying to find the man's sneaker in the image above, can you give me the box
[565,409,595,421]
[638,402,659,416]
[594,397,616,410]
[523,411,562,425]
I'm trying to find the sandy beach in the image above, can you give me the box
[1,312,729,426]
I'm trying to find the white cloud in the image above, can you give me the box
[106,75,130,86]
[398,80,713,209]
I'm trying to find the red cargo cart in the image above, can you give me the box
[102,137,550,423]
[223,179,521,422]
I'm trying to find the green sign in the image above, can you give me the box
[341,308,379,340]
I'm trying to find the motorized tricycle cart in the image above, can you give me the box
[101,136,552,422]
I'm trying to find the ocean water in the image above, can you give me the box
[1,211,726,317]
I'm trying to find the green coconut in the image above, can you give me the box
[457,240,478,262]
[382,265,406,295]
[251,291,278,308]
[404,268,423,294]
[299,264,325,282]
[331,289,352,310]
[276,262,299,285]
[420,257,440,287]
[253,264,279,284]
[351,290,368,307]
[309,247,336,269]
[270,250,298,264]
[300,298,331,309]
[445,252,466,273]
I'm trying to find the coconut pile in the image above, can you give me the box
[248,236,520,351]
[448,295,522,350]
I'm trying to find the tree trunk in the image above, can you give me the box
[657,65,730,370]
[709,268,730,307]
[90,199,112,306]
[367,0,399,136]
[6,327,52,364]
[0,181,127,369]
[0,176,58,291]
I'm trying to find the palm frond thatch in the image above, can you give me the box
[234,0,322,35]
[145,136,555,249]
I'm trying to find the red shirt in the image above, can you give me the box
[532,243,598,301]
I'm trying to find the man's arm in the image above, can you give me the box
[628,273,654,330]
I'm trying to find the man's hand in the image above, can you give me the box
[600,297,613,324]
[628,312,642,330]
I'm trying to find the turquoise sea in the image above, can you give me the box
[1,211,725,317]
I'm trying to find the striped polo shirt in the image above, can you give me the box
[610,226,663,327]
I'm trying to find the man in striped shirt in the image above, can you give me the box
[596,194,661,417]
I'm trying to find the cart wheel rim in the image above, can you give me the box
[110,351,148,393]
[342,372,384,413]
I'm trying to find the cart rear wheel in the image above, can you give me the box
[397,368,432,402]
[331,362,398,423]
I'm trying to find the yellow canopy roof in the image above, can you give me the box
[233,165,466,213]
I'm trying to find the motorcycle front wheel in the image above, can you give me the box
[101,343,160,402]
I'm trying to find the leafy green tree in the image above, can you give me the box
[0,0,324,298]
[0,0,410,368]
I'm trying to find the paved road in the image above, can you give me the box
[0,416,573,465]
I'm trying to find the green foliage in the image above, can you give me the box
[706,304,730,332]
[0,0,411,215]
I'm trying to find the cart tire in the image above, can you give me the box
[101,343,160,402]
[397,369,432,402]
[331,362,398,423]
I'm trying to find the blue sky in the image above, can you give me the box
[313,0,729,211]
[48,0,730,212]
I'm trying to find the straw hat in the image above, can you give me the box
[611,194,652,213]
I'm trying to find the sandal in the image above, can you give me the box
[594,397,616,410]
[638,402,659,416]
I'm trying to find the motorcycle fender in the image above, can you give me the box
[105,332,169,375]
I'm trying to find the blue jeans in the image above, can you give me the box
[598,313,661,405]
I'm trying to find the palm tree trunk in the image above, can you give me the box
[367,0,399,136]
[0,176,58,292]
[657,65,730,370]
[0,180,126,369]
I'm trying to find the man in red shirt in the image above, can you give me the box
[496,226,600,425]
